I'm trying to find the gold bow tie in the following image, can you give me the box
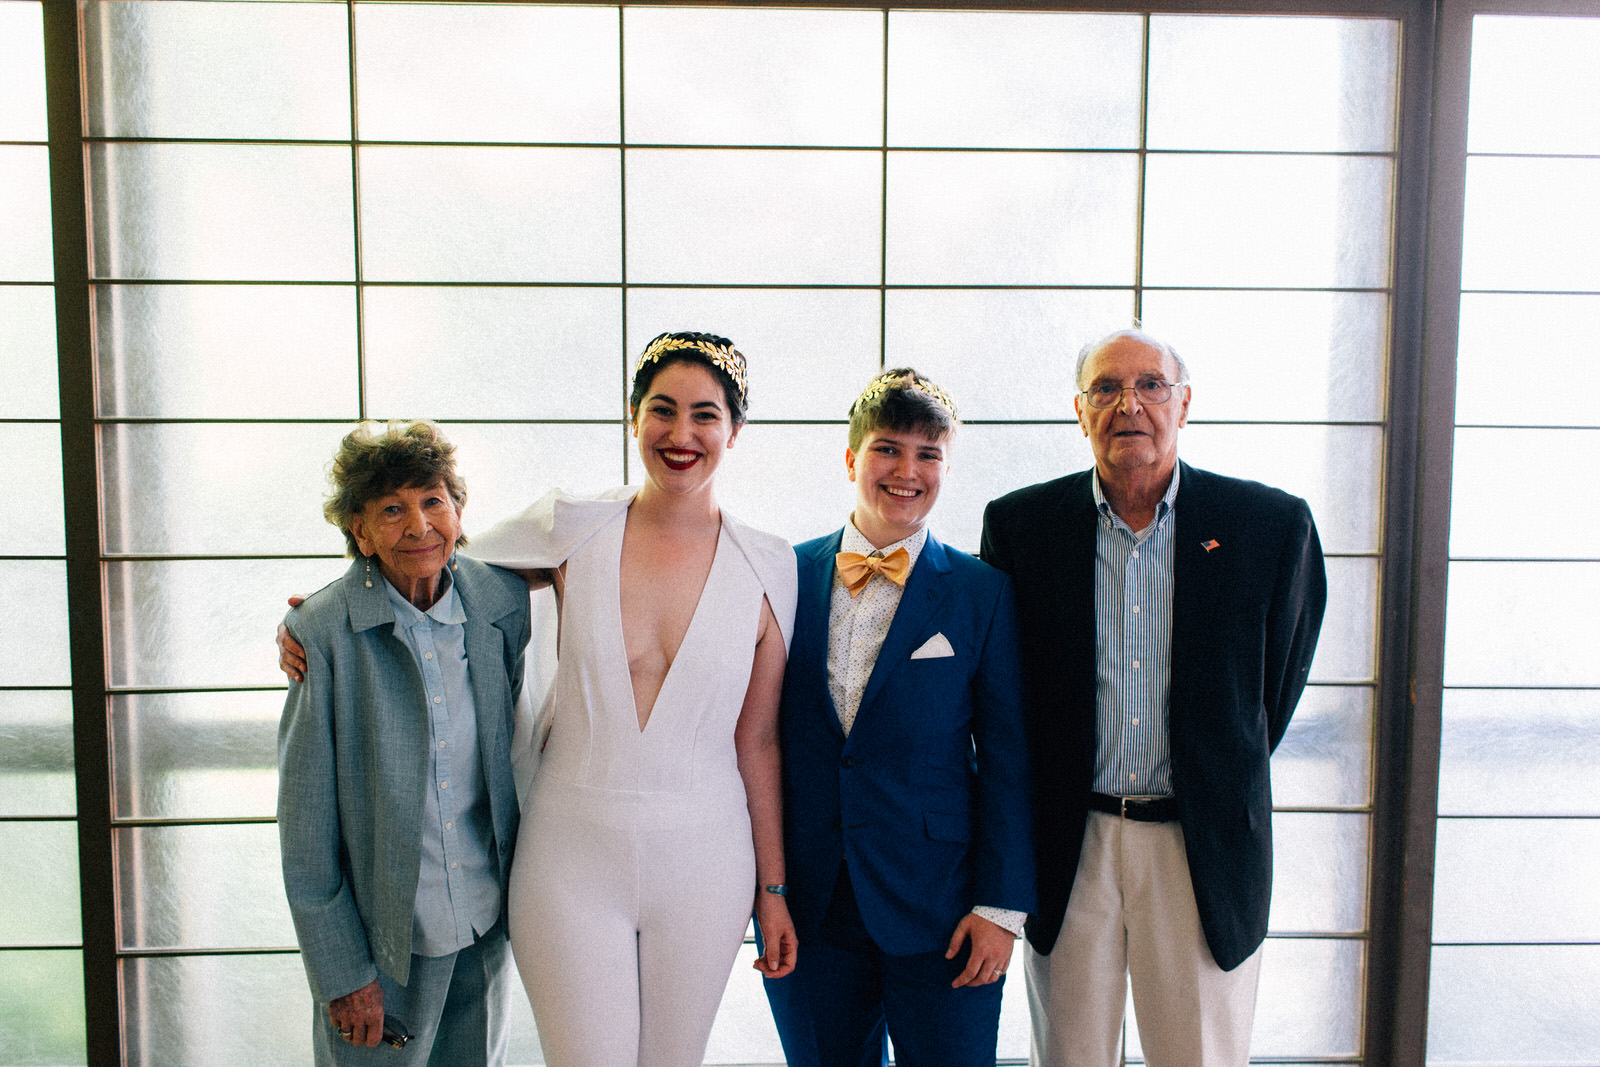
[836,547,911,597]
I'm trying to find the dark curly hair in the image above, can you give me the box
[628,331,748,427]
[322,420,468,558]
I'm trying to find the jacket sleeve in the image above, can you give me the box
[970,576,1038,915]
[1263,497,1328,751]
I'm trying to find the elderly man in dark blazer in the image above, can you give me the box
[981,329,1326,1067]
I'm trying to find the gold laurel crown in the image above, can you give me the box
[853,371,959,421]
[635,334,748,406]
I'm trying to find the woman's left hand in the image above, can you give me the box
[752,892,798,979]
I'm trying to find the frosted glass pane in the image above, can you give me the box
[885,289,1136,420]
[357,4,618,143]
[0,562,68,686]
[1455,293,1600,426]
[1427,946,1600,1064]
[673,424,839,549]
[111,692,281,820]
[927,425,1093,556]
[889,11,1141,149]
[0,146,52,282]
[1461,157,1600,293]
[626,289,881,422]
[1143,155,1394,288]
[1180,424,1382,556]
[1433,818,1600,942]
[1440,689,1600,816]
[1148,16,1398,151]
[0,286,58,417]
[707,942,786,1062]
[125,954,313,1067]
[105,559,349,689]
[0,824,79,943]
[95,284,357,418]
[1272,685,1373,809]
[1467,16,1600,154]
[360,147,619,282]
[443,424,625,536]
[118,825,291,949]
[626,8,881,147]
[1139,289,1388,422]
[0,692,74,817]
[1444,562,1600,686]
[0,3,46,141]
[101,423,350,556]
[887,153,1139,286]
[1269,812,1368,934]
[627,150,880,285]
[1452,429,1600,558]
[88,144,354,281]
[0,950,86,1067]
[1309,556,1377,685]
[0,424,63,555]
[364,287,621,420]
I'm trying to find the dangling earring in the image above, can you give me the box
[450,552,458,571]
[364,558,373,588]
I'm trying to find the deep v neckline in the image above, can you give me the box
[616,519,727,733]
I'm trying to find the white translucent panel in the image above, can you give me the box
[88,144,354,281]
[1308,556,1377,685]
[626,149,881,285]
[1143,155,1394,289]
[0,823,79,943]
[101,423,350,556]
[1147,16,1399,151]
[0,286,59,417]
[1433,818,1600,942]
[443,423,625,537]
[357,4,618,143]
[625,8,882,147]
[0,562,69,686]
[1272,685,1373,809]
[1440,689,1600,817]
[81,0,349,139]
[1269,812,1368,934]
[1427,945,1600,1064]
[705,941,786,1062]
[117,825,291,949]
[1139,289,1389,423]
[698,424,845,548]
[0,692,74,817]
[1451,429,1600,559]
[1455,293,1600,426]
[360,147,619,283]
[0,2,46,141]
[887,152,1139,287]
[997,959,1030,1060]
[95,284,357,418]
[1444,562,1600,687]
[889,11,1141,149]
[364,287,621,421]
[125,954,312,1067]
[1179,424,1383,556]
[0,146,52,282]
[105,559,349,689]
[0,424,63,555]
[625,289,881,422]
[0,950,85,1066]
[111,692,281,820]
[885,289,1136,421]
[1467,16,1600,155]
[1461,157,1600,293]
[930,425,1095,556]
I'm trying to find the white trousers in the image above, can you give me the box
[1026,812,1262,1067]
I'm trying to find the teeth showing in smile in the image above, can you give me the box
[883,486,919,498]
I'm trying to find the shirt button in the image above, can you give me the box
[440,781,448,789]
[449,862,457,869]
[1132,605,1140,613]
[1129,773,1138,781]
[438,740,446,748]
[424,651,433,660]
[1131,718,1139,725]
[444,821,453,830]
[1132,660,1140,669]
[433,695,442,704]
[1131,551,1139,559]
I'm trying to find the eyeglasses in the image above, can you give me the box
[1079,379,1186,409]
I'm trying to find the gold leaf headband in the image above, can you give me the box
[634,334,748,407]
[852,371,959,421]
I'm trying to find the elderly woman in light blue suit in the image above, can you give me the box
[278,420,531,1065]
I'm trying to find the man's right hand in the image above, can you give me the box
[326,978,384,1048]
[279,596,308,682]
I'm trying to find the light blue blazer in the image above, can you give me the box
[277,556,530,1002]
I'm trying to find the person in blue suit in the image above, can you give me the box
[761,369,1036,1067]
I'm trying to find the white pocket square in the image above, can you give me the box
[910,632,956,659]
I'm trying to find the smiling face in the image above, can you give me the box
[1074,334,1190,482]
[631,360,738,495]
[846,427,949,548]
[348,480,462,607]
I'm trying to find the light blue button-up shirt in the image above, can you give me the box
[381,568,501,957]
[1090,467,1180,798]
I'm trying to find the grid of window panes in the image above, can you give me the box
[0,2,87,1064]
[1428,14,1600,1065]
[80,3,1394,1063]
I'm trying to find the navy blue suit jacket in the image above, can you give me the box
[780,529,1037,957]
[981,463,1326,971]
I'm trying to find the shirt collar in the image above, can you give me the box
[841,517,928,570]
[1091,464,1181,534]
[380,561,466,627]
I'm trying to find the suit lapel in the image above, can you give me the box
[797,533,847,740]
[1170,463,1223,700]
[856,533,953,722]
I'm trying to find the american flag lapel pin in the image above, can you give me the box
[1201,539,1220,553]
